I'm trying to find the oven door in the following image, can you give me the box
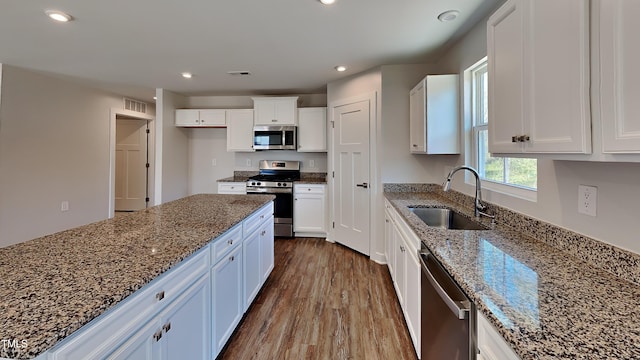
[246,188,294,237]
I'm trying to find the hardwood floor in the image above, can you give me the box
[218,237,417,360]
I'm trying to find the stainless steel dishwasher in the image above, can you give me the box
[419,243,476,360]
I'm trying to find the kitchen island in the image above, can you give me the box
[384,185,640,359]
[0,194,274,359]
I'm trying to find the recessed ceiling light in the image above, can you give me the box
[320,0,335,4]
[437,10,460,22]
[181,72,193,79]
[45,10,73,22]
[335,65,347,72]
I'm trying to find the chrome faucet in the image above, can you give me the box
[443,166,493,220]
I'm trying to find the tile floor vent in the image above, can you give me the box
[123,98,148,114]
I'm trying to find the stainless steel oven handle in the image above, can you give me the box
[419,250,470,320]
[246,188,292,194]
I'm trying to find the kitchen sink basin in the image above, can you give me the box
[408,207,488,230]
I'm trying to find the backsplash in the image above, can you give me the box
[384,183,640,286]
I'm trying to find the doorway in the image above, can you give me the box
[329,93,375,256]
[108,108,155,218]
[115,117,148,211]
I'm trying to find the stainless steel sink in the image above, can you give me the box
[408,207,488,230]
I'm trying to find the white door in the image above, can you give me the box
[332,99,371,256]
[115,118,148,211]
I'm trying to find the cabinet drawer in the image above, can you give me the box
[294,184,325,194]
[243,202,274,237]
[211,223,243,264]
[218,183,246,194]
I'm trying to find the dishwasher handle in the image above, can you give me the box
[419,250,470,320]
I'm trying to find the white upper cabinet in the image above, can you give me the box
[297,107,327,152]
[600,0,640,153]
[252,97,298,125]
[409,74,460,154]
[488,0,591,155]
[175,109,226,127]
[226,109,255,152]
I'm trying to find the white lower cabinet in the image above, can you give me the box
[211,244,243,355]
[293,184,327,237]
[384,200,420,357]
[108,275,210,360]
[242,214,274,310]
[477,312,521,360]
[243,228,262,310]
[217,182,247,194]
[47,202,275,360]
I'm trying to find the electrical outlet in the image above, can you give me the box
[578,185,597,217]
[61,201,69,212]
[246,158,252,167]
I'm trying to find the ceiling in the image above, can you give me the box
[0,0,501,101]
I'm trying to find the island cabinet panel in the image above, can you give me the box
[48,248,209,360]
[211,245,243,356]
[108,275,210,360]
[46,200,275,360]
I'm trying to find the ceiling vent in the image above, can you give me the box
[123,98,148,113]
[227,71,252,76]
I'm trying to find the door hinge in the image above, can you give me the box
[332,222,335,229]
[145,197,150,202]
[331,120,334,129]
[146,163,150,168]
[146,129,150,134]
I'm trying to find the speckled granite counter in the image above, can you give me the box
[217,172,327,184]
[385,189,640,359]
[0,194,274,359]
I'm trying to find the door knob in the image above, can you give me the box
[356,183,368,188]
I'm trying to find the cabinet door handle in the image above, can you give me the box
[412,144,418,147]
[229,255,235,262]
[228,239,234,245]
[163,322,171,333]
[156,291,165,301]
[271,119,278,122]
[261,230,266,236]
[153,329,163,342]
[356,183,368,188]
[512,136,518,143]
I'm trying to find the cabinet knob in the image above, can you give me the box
[272,119,277,122]
[156,291,165,301]
[228,239,234,245]
[261,230,266,236]
[512,136,518,143]
[163,322,172,333]
[230,255,235,262]
[412,144,418,147]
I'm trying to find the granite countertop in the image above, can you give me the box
[385,191,640,359]
[0,194,274,359]
[217,172,327,184]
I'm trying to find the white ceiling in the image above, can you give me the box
[0,0,502,101]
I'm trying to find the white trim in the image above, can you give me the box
[108,108,155,218]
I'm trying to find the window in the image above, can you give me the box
[470,58,537,193]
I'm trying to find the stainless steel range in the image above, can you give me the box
[246,160,300,237]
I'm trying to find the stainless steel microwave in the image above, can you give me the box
[253,126,297,150]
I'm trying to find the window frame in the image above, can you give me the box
[467,57,538,202]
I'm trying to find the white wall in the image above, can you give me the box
[434,12,640,255]
[156,89,189,203]
[183,94,328,195]
[0,65,149,247]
